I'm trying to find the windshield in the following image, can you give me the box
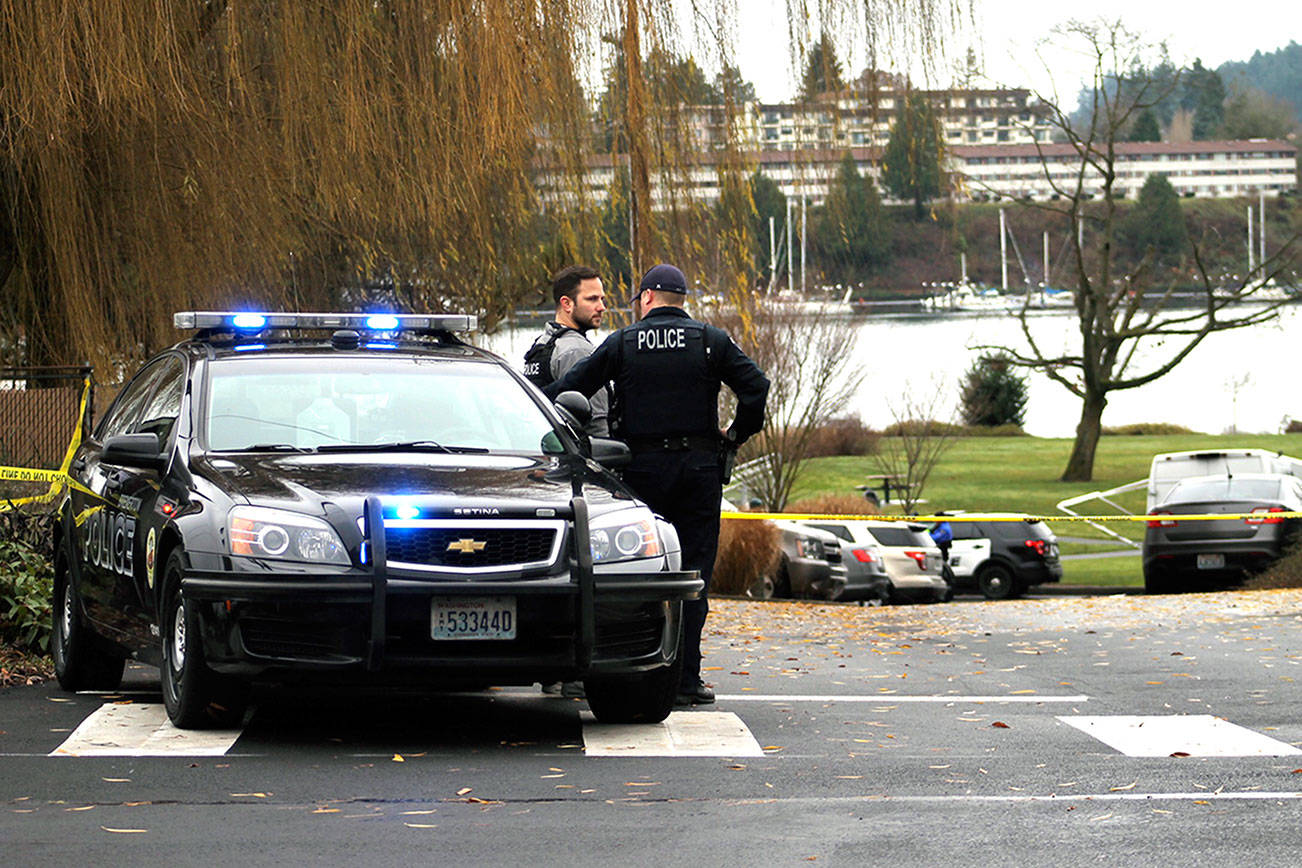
[1164,477,1282,504]
[206,356,555,453]
[865,526,933,547]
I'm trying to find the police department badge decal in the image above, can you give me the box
[145,528,157,589]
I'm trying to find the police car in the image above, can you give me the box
[52,312,701,728]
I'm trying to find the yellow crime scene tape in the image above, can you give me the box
[3,378,1296,526]
[721,510,1302,524]
[0,377,95,510]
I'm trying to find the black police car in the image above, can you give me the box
[52,312,701,728]
[942,512,1063,599]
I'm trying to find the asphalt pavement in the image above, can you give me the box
[3,590,1301,866]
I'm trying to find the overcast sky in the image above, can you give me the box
[724,0,1298,104]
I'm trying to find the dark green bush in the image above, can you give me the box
[959,352,1028,427]
[0,511,54,655]
[1101,423,1197,435]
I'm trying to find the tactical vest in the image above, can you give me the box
[615,317,718,439]
[522,326,576,389]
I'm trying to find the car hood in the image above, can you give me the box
[198,451,632,517]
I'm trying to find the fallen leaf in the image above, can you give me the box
[66,806,95,812]
[230,793,269,798]
[456,788,472,796]
[312,808,340,814]
[402,809,437,815]
[404,823,438,829]
[392,754,405,763]
[1194,800,1210,805]
[101,827,147,834]
[1171,752,1191,758]
[101,778,130,783]
[1110,782,1137,791]
[991,721,1010,729]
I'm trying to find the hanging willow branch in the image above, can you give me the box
[0,0,963,373]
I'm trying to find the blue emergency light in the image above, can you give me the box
[173,311,478,333]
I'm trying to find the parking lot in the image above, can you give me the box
[4,590,1301,866]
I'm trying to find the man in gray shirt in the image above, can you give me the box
[523,265,610,436]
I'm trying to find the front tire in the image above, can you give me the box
[160,550,248,729]
[585,654,683,724]
[977,564,1016,600]
[52,548,125,692]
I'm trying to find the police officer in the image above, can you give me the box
[545,263,769,706]
[523,265,610,436]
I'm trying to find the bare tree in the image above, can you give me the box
[987,21,1299,481]
[708,302,863,510]
[873,384,955,513]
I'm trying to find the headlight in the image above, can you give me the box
[228,506,350,565]
[589,508,662,564]
[795,536,825,559]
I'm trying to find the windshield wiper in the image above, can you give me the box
[227,444,315,453]
[316,440,488,454]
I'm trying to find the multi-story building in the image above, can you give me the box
[551,138,1297,209]
[684,74,1055,152]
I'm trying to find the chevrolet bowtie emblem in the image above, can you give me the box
[447,538,487,554]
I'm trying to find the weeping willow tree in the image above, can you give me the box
[0,0,967,373]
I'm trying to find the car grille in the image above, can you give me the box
[369,519,566,573]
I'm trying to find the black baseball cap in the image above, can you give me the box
[638,264,687,294]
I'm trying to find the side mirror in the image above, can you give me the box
[589,437,631,469]
[554,391,592,430]
[102,432,165,471]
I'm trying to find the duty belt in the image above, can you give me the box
[625,434,720,453]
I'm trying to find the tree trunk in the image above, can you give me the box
[1061,388,1107,482]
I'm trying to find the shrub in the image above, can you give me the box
[1284,419,1302,434]
[804,417,881,458]
[881,419,965,437]
[1242,540,1302,590]
[959,352,1028,427]
[0,511,54,655]
[787,494,879,517]
[1101,423,1197,435]
[712,518,781,596]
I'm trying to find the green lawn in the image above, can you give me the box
[788,432,1302,587]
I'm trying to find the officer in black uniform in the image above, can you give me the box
[545,263,769,706]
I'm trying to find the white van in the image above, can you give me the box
[1147,450,1302,511]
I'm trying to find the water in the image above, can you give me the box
[482,305,1300,438]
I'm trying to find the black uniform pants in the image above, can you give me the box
[621,449,721,689]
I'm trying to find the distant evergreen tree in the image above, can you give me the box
[747,171,787,276]
[1183,59,1226,139]
[1221,83,1299,139]
[712,64,757,104]
[800,34,844,100]
[1218,41,1302,127]
[959,353,1027,428]
[1123,174,1188,266]
[814,154,890,282]
[1128,108,1162,141]
[881,92,945,220]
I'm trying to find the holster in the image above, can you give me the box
[720,444,738,485]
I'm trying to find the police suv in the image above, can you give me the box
[53,312,701,728]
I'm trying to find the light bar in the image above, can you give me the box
[173,311,477,332]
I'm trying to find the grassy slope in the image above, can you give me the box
[791,432,1302,587]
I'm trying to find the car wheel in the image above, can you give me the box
[746,574,776,600]
[773,559,793,599]
[1143,563,1177,595]
[585,654,683,724]
[160,550,248,729]
[52,548,125,692]
[976,564,1016,600]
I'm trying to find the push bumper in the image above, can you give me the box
[181,497,703,683]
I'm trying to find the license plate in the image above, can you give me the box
[1196,553,1225,570]
[431,597,516,640]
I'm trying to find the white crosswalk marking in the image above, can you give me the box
[1058,714,1302,757]
[581,711,765,757]
[50,703,243,757]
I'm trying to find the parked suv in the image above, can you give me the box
[801,519,949,604]
[942,512,1062,599]
[53,311,702,729]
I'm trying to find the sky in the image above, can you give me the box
[723,0,1298,105]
